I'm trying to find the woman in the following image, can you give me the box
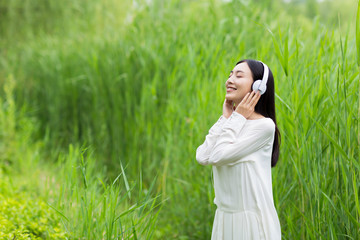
[196,59,281,240]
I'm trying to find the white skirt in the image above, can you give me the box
[211,209,266,240]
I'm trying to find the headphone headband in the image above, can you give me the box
[258,61,269,93]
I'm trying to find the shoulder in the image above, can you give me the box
[246,118,275,137]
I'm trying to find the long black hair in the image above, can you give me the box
[235,59,281,168]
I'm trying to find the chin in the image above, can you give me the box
[226,93,238,100]
[225,95,234,101]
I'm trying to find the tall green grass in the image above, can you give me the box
[0,0,359,238]
[47,144,162,239]
[0,76,162,238]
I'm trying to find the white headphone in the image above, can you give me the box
[252,61,269,95]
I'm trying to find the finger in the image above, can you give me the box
[250,91,261,106]
[240,92,251,104]
[253,90,260,99]
[256,91,261,100]
[245,91,256,104]
[251,90,261,101]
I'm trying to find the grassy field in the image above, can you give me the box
[0,0,359,239]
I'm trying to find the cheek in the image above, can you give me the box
[237,81,252,91]
[245,80,253,90]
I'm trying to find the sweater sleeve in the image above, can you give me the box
[195,115,229,165]
[198,111,275,166]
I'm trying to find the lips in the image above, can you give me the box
[227,87,237,92]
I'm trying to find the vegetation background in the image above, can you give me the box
[0,0,359,239]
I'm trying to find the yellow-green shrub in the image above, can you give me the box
[0,176,69,239]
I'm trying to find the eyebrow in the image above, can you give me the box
[230,70,245,74]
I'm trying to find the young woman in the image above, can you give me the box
[196,59,281,240]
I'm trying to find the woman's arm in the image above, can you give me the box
[197,90,264,166]
[195,115,229,165]
[199,111,275,166]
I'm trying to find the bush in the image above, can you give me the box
[0,176,69,239]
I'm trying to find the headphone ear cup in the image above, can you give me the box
[252,80,266,95]
[252,80,263,94]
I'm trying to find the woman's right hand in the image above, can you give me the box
[223,98,235,119]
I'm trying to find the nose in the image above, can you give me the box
[226,76,234,86]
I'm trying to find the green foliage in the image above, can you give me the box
[0,0,359,239]
[0,75,67,239]
[0,176,68,239]
[48,143,162,239]
[0,73,161,239]
[357,0,360,67]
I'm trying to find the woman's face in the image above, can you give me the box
[225,62,253,103]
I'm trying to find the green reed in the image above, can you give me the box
[0,0,359,239]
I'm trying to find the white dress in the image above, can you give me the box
[196,111,281,240]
